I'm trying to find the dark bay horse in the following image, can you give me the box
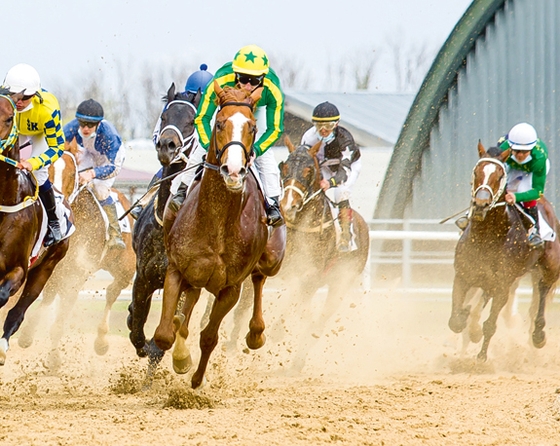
[127,83,200,365]
[154,82,286,388]
[264,137,369,370]
[16,144,136,367]
[449,141,560,361]
[0,93,70,365]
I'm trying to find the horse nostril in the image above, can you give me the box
[220,165,229,176]
[239,167,247,178]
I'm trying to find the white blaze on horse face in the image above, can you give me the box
[284,179,299,210]
[482,163,498,190]
[225,112,250,175]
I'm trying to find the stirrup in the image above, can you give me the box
[267,207,284,228]
[527,232,544,248]
[44,222,63,247]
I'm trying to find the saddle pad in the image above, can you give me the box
[109,191,132,233]
[538,210,556,242]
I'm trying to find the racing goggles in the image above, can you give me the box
[313,121,338,131]
[236,73,264,87]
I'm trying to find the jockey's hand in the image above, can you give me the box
[320,179,330,191]
[248,152,256,167]
[18,160,33,171]
[505,192,517,205]
[79,169,96,185]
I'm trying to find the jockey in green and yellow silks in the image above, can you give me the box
[170,45,285,228]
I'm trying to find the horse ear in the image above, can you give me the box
[192,90,202,109]
[167,83,176,103]
[500,148,512,163]
[308,141,322,158]
[284,135,296,153]
[249,87,263,107]
[214,79,223,99]
[477,140,487,158]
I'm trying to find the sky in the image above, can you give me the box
[1,0,473,93]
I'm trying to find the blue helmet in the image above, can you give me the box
[184,64,213,94]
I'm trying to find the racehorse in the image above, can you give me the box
[127,83,200,366]
[153,82,286,388]
[0,93,70,365]
[234,136,369,371]
[448,141,560,361]
[16,143,136,367]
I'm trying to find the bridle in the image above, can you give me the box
[158,100,197,164]
[206,101,256,171]
[469,157,508,216]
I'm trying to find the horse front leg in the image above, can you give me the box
[154,266,185,351]
[226,278,252,351]
[128,273,159,356]
[448,275,471,333]
[94,276,129,356]
[172,287,201,374]
[246,273,266,350]
[192,284,241,389]
[478,290,508,362]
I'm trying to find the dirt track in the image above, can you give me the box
[1,286,560,445]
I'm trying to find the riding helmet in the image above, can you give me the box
[3,63,41,96]
[184,64,214,94]
[76,99,104,123]
[312,102,340,122]
[232,45,270,76]
[507,122,538,151]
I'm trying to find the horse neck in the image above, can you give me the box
[0,152,25,205]
[471,205,513,238]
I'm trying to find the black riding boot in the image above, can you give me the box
[167,181,188,214]
[39,185,63,247]
[266,196,284,228]
[525,206,544,248]
[102,202,126,250]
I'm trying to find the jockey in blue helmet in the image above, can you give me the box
[184,64,213,94]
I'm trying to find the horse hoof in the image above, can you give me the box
[449,316,467,334]
[145,339,165,366]
[172,354,193,374]
[246,332,266,350]
[476,351,488,362]
[469,328,483,344]
[532,331,546,349]
[17,335,33,349]
[191,373,207,389]
[94,337,109,356]
[0,338,8,365]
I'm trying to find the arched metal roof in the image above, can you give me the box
[374,0,506,219]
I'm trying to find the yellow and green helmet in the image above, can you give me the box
[232,45,270,76]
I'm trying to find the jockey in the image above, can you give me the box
[128,64,214,220]
[2,63,65,247]
[500,122,548,248]
[169,44,285,228]
[301,102,362,251]
[63,99,126,250]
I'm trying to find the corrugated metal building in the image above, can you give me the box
[375,0,560,220]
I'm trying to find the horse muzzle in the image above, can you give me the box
[156,138,180,166]
[220,165,247,191]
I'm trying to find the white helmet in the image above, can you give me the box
[507,122,538,151]
[3,63,41,96]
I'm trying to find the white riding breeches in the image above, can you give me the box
[19,135,52,186]
[78,143,126,201]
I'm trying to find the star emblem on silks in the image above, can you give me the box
[341,146,353,161]
[261,54,269,67]
[244,51,257,63]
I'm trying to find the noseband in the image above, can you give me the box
[470,157,508,211]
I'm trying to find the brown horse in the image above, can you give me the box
[154,82,286,388]
[16,143,136,367]
[449,142,560,361]
[0,93,71,365]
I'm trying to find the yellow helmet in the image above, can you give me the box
[232,45,270,76]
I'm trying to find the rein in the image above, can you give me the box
[283,182,335,233]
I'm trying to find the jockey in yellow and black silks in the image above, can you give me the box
[2,63,65,246]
